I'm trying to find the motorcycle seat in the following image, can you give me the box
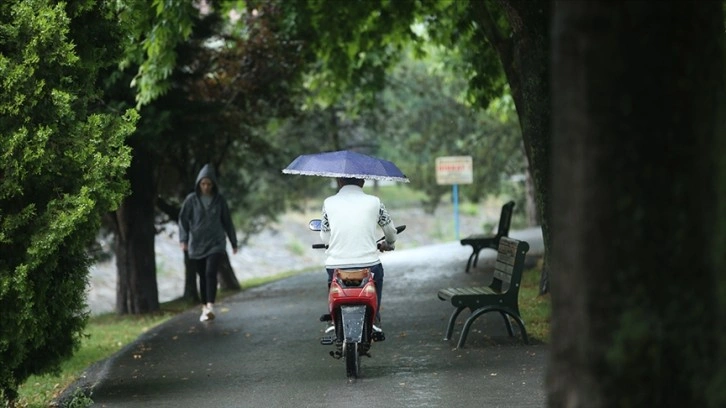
[335,268,371,287]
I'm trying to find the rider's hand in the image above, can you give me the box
[378,242,395,252]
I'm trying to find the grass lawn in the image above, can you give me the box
[520,264,551,343]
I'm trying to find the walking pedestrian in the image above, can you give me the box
[179,164,238,322]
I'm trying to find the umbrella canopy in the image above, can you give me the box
[282,150,409,182]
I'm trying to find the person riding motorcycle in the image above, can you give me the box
[320,177,398,332]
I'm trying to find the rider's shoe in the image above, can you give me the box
[372,325,385,342]
[373,316,382,332]
[320,323,336,345]
[319,313,332,322]
[372,317,385,341]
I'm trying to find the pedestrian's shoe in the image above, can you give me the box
[200,305,215,322]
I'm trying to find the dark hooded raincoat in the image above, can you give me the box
[179,164,238,259]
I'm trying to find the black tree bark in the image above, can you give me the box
[474,0,553,294]
[548,1,726,406]
[114,146,160,314]
[182,251,200,301]
[218,254,241,290]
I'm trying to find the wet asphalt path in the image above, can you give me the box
[75,230,547,407]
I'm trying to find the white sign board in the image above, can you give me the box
[436,156,473,185]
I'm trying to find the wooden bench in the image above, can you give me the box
[438,237,530,348]
[460,201,515,273]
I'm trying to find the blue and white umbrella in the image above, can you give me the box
[282,150,409,183]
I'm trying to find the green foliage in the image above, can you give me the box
[270,1,522,212]
[285,0,421,106]
[377,49,525,212]
[139,1,316,241]
[61,387,94,408]
[117,0,197,106]
[284,0,507,113]
[0,1,135,404]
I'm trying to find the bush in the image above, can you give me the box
[0,1,136,404]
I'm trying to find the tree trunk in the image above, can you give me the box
[218,253,241,290]
[524,152,539,226]
[548,2,725,407]
[182,251,200,301]
[114,146,160,314]
[477,0,553,294]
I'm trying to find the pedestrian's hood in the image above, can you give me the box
[195,163,219,194]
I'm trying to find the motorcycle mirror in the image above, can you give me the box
[309,219,322,231]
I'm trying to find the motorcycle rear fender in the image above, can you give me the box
[340,305,367,343]
[328,281,378,321]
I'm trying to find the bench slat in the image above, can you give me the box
[438,286,496,298]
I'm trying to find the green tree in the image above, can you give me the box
[277,0,553,290]
[107,0,547,306]
[108,0,316,312]
[379,48,525,214]
[0,1,135,404]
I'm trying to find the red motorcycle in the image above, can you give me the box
[309,219,405,378]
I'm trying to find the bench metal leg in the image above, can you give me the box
[472,250,481,269]
[465,246,492,272]
[457,308,487,348]
[465,252,476,273]
[508,314,529,345]
[499,311,514,337]
[444,306,466,340]
[465,246,486,273]
[457,307,529,348]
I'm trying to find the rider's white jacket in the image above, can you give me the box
[320,185,397,268]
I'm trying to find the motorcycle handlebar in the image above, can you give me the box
[310,221,405,251]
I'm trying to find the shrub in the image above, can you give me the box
[0,1,136,404]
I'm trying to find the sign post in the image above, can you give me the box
[435,156,473,239]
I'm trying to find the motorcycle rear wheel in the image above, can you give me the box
[344,341,360,378]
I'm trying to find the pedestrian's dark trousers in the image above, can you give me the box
[192,253,223,304]
[326,263,384,321]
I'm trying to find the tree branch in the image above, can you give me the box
[471,1,512,66]
[156,196,180,223]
